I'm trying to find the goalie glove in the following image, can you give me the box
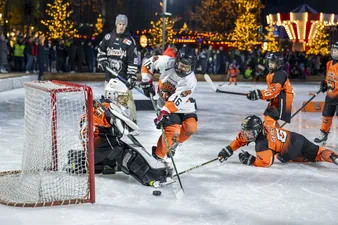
[238,150,255,166]
[218,145,233,162]
[247,89,262,101]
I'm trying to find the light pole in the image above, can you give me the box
[0,13,2,35]
[161,0,171,52]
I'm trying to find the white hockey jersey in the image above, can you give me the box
[141,55,197,114]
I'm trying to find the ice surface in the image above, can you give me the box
[0,81,337,225]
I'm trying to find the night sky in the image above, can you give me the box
[124,0,338,31]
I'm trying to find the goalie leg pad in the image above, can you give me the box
[114,147,172,186]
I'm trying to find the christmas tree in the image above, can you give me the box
[307,24,330,55]
[93,14,103,37]
[191,0,263,33]
[229,11,260,51]
[149,17,179,46]
[263,25,280,52]
[41,0,78,39]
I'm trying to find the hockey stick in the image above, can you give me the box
[174,157,220,177]
[204,74,247,96]
[106,67,145,95]
[280,89,321,128]
[149,93,185,193]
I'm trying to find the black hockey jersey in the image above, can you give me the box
[97,30,138,81]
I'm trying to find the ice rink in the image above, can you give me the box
[0,80,337,225]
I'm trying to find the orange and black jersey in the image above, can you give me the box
[260,70,294,123]
[229,116,297,167]
[228,67,239,77]
[80,102,114,146]
[325,60,338,104]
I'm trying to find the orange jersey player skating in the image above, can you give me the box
[228,64,239,86]
[140,47,198,159]
[217,110,338,167]
[247,53,294,123]
[314,42,338,145]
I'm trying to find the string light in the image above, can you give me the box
[262,25,280,52]
[307,24,329,55]
[229,10,260,51]
[93,14,103,37]
[41,0,78,39]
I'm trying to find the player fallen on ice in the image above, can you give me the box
[314,42,338,145]
[217,107,338,167]
[140,47,198,159]
[69,79,173,186]
[247,53,294,123]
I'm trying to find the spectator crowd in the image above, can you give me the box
[0,34,331,81]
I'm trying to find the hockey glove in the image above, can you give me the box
[218,145,233,162]
[125,77,136,90]
[154,110,170,129]
[247,89,262,101]
[238,150,255,166]
[320,80,328,93]
[140,80,155,98]
[97,61,109,72]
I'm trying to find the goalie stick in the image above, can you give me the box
[204,74,247,96]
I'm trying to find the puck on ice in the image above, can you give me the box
[153,190,161,196]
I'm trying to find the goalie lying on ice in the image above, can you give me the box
[70,96,173,186]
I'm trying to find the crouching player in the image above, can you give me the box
[217,108,338,167]
[140,47,198,159]
[69,78,172,186]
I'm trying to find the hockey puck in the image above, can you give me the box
[153,190,161,196]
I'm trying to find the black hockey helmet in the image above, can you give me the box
[240,115,263,142]
[330,41,338,60]
[174,47,196,77]
[266,52,283,72]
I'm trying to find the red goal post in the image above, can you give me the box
[0,80,95,207]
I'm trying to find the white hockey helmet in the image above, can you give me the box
[105,78,129,106]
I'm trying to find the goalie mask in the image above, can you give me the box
[240,115,263,142]
[330,42,338,61]
[105,78,130,106]
[174,47,196,77]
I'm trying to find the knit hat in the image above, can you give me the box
[115,14,128,26]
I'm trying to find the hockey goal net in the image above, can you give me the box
[0,81,95,207]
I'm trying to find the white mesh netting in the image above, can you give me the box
[0,81,94,207]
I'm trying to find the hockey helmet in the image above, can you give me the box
[105,78,130,106]
[330,42,338,60]
[266,53,283,72]
[240,115,263,142]
[174,47,197,77]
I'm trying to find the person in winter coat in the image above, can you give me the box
[0,35,9,73]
